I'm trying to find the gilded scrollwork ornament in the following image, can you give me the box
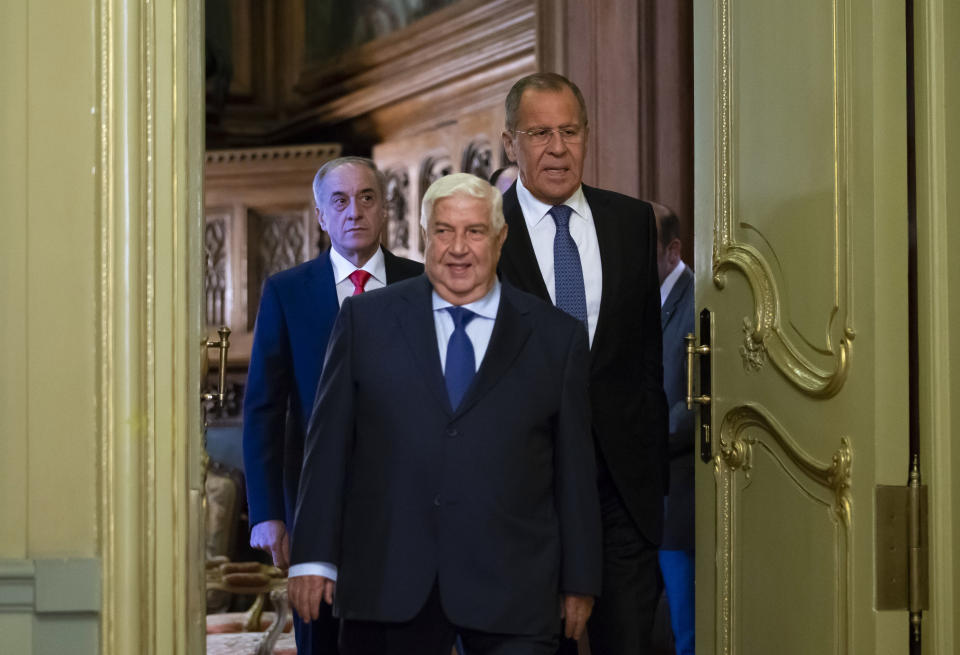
[714,404,853,654]
[711,0,854,398]
[739,317,766,372]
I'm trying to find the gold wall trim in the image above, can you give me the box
[714,403,852,655]
[713,0,853,398]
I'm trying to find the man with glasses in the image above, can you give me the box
[499,73,669,655]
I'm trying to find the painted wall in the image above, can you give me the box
[0,0,99,562]
[0,0,101,652]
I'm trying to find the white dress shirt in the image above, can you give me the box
[515,175,602,345]
[329,246,386,306]
[289,281,502,581]
[659,260,686,307]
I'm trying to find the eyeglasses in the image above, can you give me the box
[512,126,585,146]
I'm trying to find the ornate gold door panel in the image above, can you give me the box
[694,1,909,653]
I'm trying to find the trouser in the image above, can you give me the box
[339,583,559,655]
[580,471,661,655]
[293,600,340,655]
[658,549,695,655]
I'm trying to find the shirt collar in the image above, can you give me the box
[515,174,588,230]
[432,279,501,320]
[660,259,686,307]
[329,246,386,285]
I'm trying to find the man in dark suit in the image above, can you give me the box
[288,173,602,655]
[498,73,669,654]
[653,202,695,655]
[242,156,423,655]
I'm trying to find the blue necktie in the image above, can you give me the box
[550,205,588,328]
[444,306,477,409]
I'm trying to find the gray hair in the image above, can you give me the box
[420,173,505,233]
[312,156,386,208]
[504,73,589,131]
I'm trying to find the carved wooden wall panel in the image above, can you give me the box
[373,108,506,261]
[384,169,412,253]
[245,207,320,331]
[204,210,232,328]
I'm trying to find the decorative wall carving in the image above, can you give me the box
[204,215,229,327]
[416,154,454,253]
[420,154,454,193]
[461,140,493,180]
[256,212,309,279]
[205,144,341,168]
[374,108,507,261]
[385,169,411,252]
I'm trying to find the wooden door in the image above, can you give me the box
[693,1,910,652]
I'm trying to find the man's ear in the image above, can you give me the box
[502,131,517,163]
[668,238,682,266]
[496,223,509,249]
[315,206,325,231]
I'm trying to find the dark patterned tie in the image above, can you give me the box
[444,306,477,409]
[348,269,371,295]
[550,205,588,328]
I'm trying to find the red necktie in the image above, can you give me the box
[348,269,372,295]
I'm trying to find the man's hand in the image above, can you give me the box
[561,594,595,641]
[288,575,336,622]
[249,520,290,570]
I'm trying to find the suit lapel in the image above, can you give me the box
[500,185,551,301]
[582,185,619,358]
[394,275,453,414]
[303,250,341,328]
[382,248,404,283]
[454,285,532,418]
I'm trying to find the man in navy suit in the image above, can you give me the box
[653,202,695,655]
[242,156,423,654]
[497,73,669,654]
[288,173,602,655]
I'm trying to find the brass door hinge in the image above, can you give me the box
[876,457,929,637]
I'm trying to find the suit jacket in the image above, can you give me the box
[660,265,695,549]
[499,183,669,545]
[242,248,423,526]
[290,276,602,636]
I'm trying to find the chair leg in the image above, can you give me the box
[242,592,266,632]
[257,587,289,655]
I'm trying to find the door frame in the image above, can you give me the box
[914,0,959,651]
[96,0,206,653]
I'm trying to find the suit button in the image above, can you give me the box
[433,495,441,507]
[446,427,459,437]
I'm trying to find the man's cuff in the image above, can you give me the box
[288,562,338,581]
